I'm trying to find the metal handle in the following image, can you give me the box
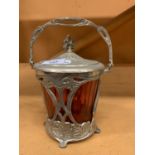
[30,17,113,72]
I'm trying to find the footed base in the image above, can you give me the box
[45,118,100,148]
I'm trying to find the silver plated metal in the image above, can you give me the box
[29,17,113,148]
[37,71,101,147]
[45,119,97,148]
[38,71,100,124]
[29,17,113,73]
[33,46,105,73]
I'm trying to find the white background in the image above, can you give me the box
[0,0,155,155]
[135,0,155,154]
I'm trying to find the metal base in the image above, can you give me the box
[45,118,100,148]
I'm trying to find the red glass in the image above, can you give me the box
[42,80,99,123]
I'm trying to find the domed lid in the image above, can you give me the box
[33,35,105,73]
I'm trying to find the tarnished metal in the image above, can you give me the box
[29,17,113,148]
[37,71,101,147]
[63,35,74,52]
[29,17,113,73]
[33,48,105,73]
[45,119,97,148]
[38,71,100,123]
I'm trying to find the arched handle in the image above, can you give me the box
[30,17,113,72]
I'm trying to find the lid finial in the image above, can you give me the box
[63,35,74,52]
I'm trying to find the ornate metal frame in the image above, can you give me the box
[29,17,113,148]
[29,17,113,72]
[37,71,101,147]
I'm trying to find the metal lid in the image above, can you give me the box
[30,17,113,73]
[33,35,104,73]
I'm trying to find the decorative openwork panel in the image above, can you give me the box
[40,73,100,123]
[42,79,99,123]
[38,72,101,147]
[30,17,113,148]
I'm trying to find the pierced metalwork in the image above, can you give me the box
[45,119,98,148]
[29,17,113,148]
[41,73,99,124]
[37,72,101,147]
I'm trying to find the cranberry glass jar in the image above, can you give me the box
[29,17,113,148]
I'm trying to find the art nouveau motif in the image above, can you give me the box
[40,75,100,147]
[45,119,99,148]
[30,17,113,148]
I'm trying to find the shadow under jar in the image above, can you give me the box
[29,17,113,148]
